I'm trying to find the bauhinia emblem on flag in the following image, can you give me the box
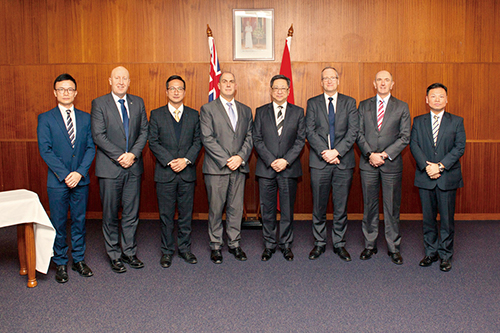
[207,25,221,102]
[279,24,294,104]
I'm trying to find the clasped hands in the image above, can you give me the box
[226,155,243,171]
[169,158,188,173]
[322,149,340,164]
[271,158,288,173]
[425,161,441,180]
[117,152,136,169]
[65,171,82,189]
[369,152,388,168]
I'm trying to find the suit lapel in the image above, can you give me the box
[265,104,280,140]
[436,112,450,148]
[163,107,178,145]
[319,95,329,124]
[217,98,235,133]
[370,97,378,129]
[380,97,394,132]
[422,114,434,146]
[106,94,126,138]
[51,108,73,148]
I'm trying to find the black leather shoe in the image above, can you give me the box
[261,248,275,261]
[388,251,403,265]
[333,247,352,262]
[282,248,294,261]
[308,246,325,260]
[55,265,69,283]
[179,252,198,264]
[210,250,223,264]
[110,259,127,273]
[228,247,247,261]
[121,255,145,269]
[419,255,439,267]
[72,261,93,277]
[160,254,173,268]
[360,248,378,260]
[440,259,452,272]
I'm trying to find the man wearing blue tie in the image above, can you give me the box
[37,74,95,283]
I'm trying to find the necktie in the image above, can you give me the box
[328,97,335,149]
[377,99,385,131]
[118,99,129,152]
[432,115,439,146]
[174,110,180,122]
[277,106,284,136]
[66,110,75,148]
[227,102,237,131]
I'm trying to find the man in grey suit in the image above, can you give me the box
[306,67,358,261]
[200,72,253,264]
[91,66,149,273]
[357,70,411,265]
[148,75,201,268]
[253,75,305,261]
[410,83,465,272]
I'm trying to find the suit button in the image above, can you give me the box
[434,152,437,155]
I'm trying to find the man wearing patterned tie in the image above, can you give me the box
[200,72,253,264]
[148,75,202,268]
[410,83,465,272]
[253,75,305,261]
[37,74,95,283]
[305,67,359,261]
[357,70,411,265]
[91,66,149,273]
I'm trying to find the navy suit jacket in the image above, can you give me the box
[148,105,201,183]
[91,93,149,178]
[410,111,466,190]
[37,107,95,188]
[306,93,358,170]
[253,102,305,178]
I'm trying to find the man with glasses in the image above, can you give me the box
[253,75,305,261]
[91,66,149,273]
[357,70,411,265]
[37,73,95,283]
[200,72,253,264]
[305,67,359,261]
[148,75,201,268]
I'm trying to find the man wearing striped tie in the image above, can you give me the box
[37,74,95,283]
[357,70,411,265]
[253,75,305,261]
[410,83,466,272]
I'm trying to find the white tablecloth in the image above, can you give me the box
[0,189,56,274]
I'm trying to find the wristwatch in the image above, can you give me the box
[438,162,445,173]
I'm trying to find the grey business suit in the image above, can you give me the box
[91,93,149,260]
[357,95,411,253]
[200,98,253,250]
[306,93,358,248]
[410,111,465,260]
[253,102,305,250]
[148,105,201,255]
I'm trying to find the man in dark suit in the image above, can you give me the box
[37,73,95,283]
[357,70,411,265]
[253,74,305,261]
[306,67,359,261]
[410,83,465,272]
[91,66,149,273]
[148,75,201,268]
[200,72,253,264]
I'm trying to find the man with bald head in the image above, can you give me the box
[356,70,411,265]
[91,66,149,273]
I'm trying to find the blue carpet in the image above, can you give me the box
[1,219,499,332]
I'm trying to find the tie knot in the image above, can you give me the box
[66,109,71,114]
[118,99,125,105]
[278,105,283,110]
[328,97,333,102]
[227,102,232,108]
[434,115,438,120]
[379,100,383,105]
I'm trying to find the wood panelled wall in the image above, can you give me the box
[1,0,499,219]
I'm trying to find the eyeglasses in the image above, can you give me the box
[272,87,289,92]
[55,87,76,94]
[322,77,339,81]
[167,87,185,92]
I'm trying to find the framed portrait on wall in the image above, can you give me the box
[233,9,274,61]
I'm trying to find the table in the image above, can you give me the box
[0,189,56,287]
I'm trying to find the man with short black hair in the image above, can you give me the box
[37,73,95,283]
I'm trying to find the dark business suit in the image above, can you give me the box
[357,95,411,253]
[37,107,95,265]
[148,105,201,255]
[253,102,305,250]
[91,93,149,260]
[410,111,465,260]
[200,98,253,250]
[306,93,358,248]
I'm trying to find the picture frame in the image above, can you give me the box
[233,9,274,61]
